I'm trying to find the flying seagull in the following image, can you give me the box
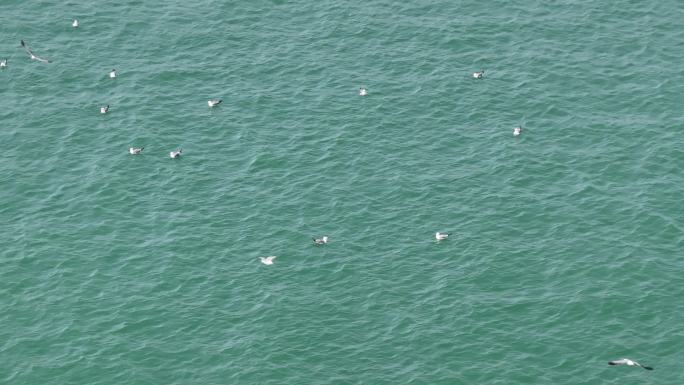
[313,236,329,245]
[72,19,79,28]
[208,99,222,107]
[259,256,277,265]
[20,40,51,63]
[169,149,182,158]
[435,232,451,241]
[608,358,653,370]
[109,69,117,78]
[359,87,368,96]
[129,147,144,155]
[0,59,7,68]
[473,70,484,79]
[513,126,523,136]
[100,105,109,114]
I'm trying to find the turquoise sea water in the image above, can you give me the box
[2,1,684,384]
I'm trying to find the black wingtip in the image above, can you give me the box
[643,366,654,370]
[21,39,25,46]
[608,362,617,365]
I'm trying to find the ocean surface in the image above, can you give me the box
[2,1,683,384]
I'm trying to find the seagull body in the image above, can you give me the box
[208,99,222,107]
[259,256,277,265]
[21,40,51,63]
[608,358,653,370]
[109,69,117,78]
[129,147,143,155]
[72,19,79,28]
[169,149,182,158]
[473,70,484,79]
[0,59,6,68]
[435,232,451,241]
[313,236,329,245]
[513,126,522,136]
[359,87,368,96]
[100,105,109,114]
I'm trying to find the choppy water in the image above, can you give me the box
[2,1,683,384]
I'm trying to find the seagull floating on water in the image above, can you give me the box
[129,147,144,155]
[72,19,79,28]
[259,256,277,265]
[21,40,51,63]
[435,232,451,241]
[109,69,117,78]
[513,126,523,136]
[0,59,7,68]
[359,87,368,96]
[208,99,222,107]
[473,70,484,79]
[169,149,182,158]
[313,236,329,245]
[100,105,109,114]
[608,358,653,370]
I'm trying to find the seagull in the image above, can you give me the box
[473,70,484,79]
[169,149,182,158]
[109,69,117,78]
[100,105,109,114]
[208,99,222,107]
[313,236,329,245]
[72,19,79,28]
[129,147,144,155]
[259,256,277,265]
[608,358,653,370]
[435,232,451,241]
[359,87,368,96]
[0,59,6,68]
[513,126,523,136]
[20,40,51,63]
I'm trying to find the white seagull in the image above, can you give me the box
[109,69,117,78]
[313,236,329,245]
[169,149,182,158]
[473,70,484,79]
[208,99,222,107]
[435,232,451,241]
[21,40,51,63]
[100,105,109,114]
[259,256,277,265]
[0,59,7,68]
[129,147,144,155]
[359,87,368,96]
[513,126,523,136]
[608,358,653,370]
[72,19,79,28]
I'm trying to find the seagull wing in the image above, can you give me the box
[632,360,653,370]
[608,359,628,365]
[20,40,34,57]
[32,55,51,63]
